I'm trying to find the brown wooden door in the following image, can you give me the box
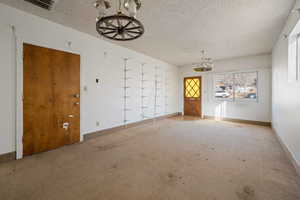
[184,77,202,117]
[23,43,80,156]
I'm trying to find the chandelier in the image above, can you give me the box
[193,51,214,72]
[94,0,144,41]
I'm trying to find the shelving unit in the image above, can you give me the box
[164,69,169,115]
[140,63,150,120]
[154,66,162,118]
[123,58,132,126]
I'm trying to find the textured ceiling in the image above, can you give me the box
[0,0,295,66]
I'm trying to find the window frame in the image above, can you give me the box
[297,33,300,81]
[213,72,235,102]
[213,71,259,103]
[288,33,300,82]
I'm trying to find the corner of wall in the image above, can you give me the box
[272,127,300,177]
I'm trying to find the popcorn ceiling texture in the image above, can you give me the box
[0,0,295,65]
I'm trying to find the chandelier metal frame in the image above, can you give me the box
[95,0,144,41]
[193,50,214,72]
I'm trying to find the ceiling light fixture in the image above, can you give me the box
[94,0,144,41]
[193,50,214,72]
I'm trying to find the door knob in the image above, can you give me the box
[62,122,70,130]
[74,102,80,105]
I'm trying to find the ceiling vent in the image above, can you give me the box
[24,0,59,10]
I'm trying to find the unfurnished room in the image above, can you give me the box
[0,0,300,200]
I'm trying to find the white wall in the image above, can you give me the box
[0,25,15,155]
[272,1,300,168]
[179,54,272,122]
[0,3,179,156]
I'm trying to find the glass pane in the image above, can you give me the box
[215,74,234,100]
[234,72,257,100]
[185,78,200,98]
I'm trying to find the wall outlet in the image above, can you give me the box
[83,86,88,91]
[96,121,100,127]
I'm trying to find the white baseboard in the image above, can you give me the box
[273,127,300,177]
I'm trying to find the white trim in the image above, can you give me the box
[15,33,23,159]
[15,35,83,159]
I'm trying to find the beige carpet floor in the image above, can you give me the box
[0,117,299,200]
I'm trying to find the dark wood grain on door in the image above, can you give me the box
[23,43,80,156]
[184,77,202,117]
